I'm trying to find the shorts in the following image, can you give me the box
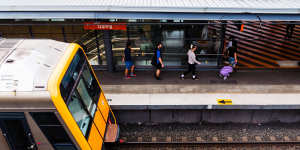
[229,57,236,67]
[125,61,133,69]
[154,63,162,69]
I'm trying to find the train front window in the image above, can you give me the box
[76,77,97,117]
[81,64,100,105]
[60,50,84,101]
[60,48,101,138]
[67,91,91,136]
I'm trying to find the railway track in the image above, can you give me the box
[108,123,300,149]
[109,133,300,149]
[108,142,300,150]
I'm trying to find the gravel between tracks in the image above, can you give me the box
[119,122,300,142]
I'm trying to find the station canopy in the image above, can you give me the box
[0,0,299,21]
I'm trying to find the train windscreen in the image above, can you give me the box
[60,49,101,138]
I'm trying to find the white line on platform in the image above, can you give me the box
[106,93,300,105]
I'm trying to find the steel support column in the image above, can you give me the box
[217,21,227,67]
[103,30,114,72]
[95,30,101,65]
[62,26,67,42]
[126,25,130,41]
[28,26,33,38]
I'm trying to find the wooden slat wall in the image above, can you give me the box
[211,21,300,68]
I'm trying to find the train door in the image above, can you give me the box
[0,113,37,150]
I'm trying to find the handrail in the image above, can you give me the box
[86,51,224,56]
[0,22,297,26]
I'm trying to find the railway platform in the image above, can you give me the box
[96,70,300,123]
[96,70,300,109]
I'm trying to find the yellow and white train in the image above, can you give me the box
[0,38,118,150]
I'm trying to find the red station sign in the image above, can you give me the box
[84,22,127,30]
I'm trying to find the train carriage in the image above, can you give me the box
[0,38,118,150]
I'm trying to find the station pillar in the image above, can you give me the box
[103,30,114,72]
[217,21,227,66]
[94,30,101,65]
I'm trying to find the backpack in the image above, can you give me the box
[151,50,157,66]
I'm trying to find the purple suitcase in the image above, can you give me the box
[220,66,233,77]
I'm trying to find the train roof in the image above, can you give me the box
[0,38,69,92]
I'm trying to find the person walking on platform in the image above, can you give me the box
[122,41,136,79]
[180,45,201,80]
[151,43,164,80]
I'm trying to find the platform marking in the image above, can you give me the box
[217,99,232,105]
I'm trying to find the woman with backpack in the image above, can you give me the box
[151,43,164,80]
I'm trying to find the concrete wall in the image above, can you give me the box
[114,109,300,124]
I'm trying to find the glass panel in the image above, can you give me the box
[76,78,97,117]
[110,21,222,68]
[67,92,91,137]
[60,50,84,101]
[112,24,154,67]
[81,64,100,103]
[75,32,106,65]
[161,29,185,66]
[82,66,93,86]
[185,23,221,66]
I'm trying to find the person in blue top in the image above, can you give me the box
[122,41,136,79]
[152,43,164,80]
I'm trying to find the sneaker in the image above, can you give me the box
[223,76,227,80]
[180,74,184,80]
[125,76,131,79]
[192,75,199,80]
[130,74,136,77]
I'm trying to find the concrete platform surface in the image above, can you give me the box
[96,70,300,93]
[108,93,300,109]
[95,70,300,109]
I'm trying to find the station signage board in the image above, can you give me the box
[84,22,127,30]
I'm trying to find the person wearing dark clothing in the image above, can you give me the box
[224,36,238,68]
[122,41,136,79]
[180,45,201,80]
[227,46,237,68]
[151,43,164,80]
[286,23,295,39]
